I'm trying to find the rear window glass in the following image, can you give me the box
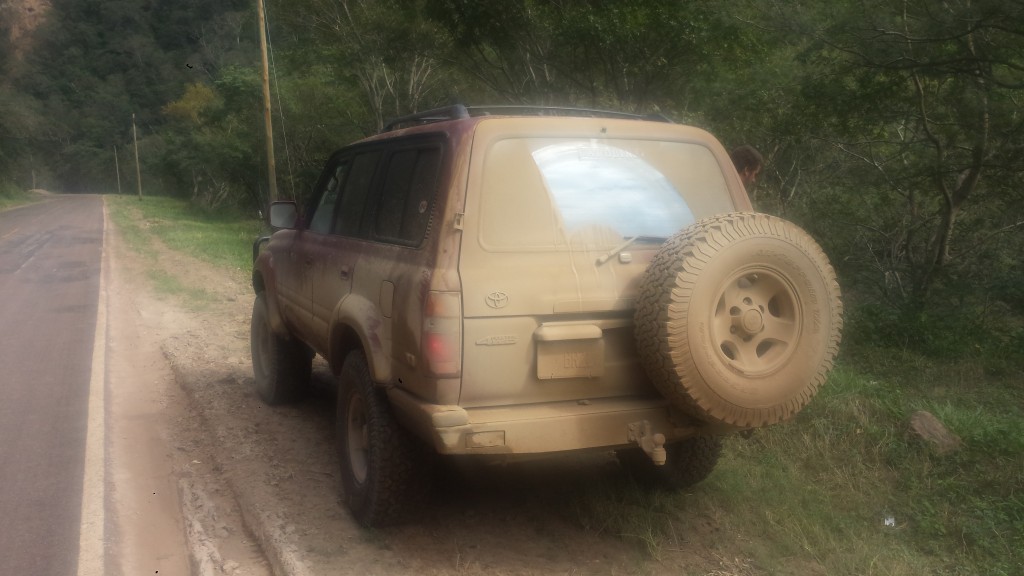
[480,138,732,250]
[335,151,380,236]
[375,146,441,245]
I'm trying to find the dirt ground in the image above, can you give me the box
[106,202,758,576]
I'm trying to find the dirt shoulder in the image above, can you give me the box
[107,201,753,576]
[104,201,272,576]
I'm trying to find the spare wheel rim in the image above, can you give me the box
[710,266,802,378]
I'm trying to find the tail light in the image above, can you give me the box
[422,291,462,376]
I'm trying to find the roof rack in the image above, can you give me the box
[383,104,671,132]
[467,106,671,123]
[384,105,470,131]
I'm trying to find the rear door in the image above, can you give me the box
[457,118,739,408]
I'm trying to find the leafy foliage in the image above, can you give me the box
[1,0,1021,358]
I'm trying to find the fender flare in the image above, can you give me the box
[252,255,289,338]
[329,293,391,385]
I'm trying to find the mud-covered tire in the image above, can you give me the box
[250,294,312,405]
[634,212,843,428]
[617,436,723,490]
[336,351,431,527]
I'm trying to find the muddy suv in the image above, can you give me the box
[251,105,843,527]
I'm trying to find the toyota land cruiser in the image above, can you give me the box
[250,105,843,527]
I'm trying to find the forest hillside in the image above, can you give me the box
[1,0,1022,363]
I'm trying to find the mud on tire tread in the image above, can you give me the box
[336,351,431,527]
[634,212,843,428]
[250,294,312,405]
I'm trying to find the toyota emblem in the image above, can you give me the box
[485,291,509,309]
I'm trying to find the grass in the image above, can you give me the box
[568,350,1023,575]
[105,193,1022,575]
[106,194,263,306]
[0,183,35,211]
[107,194,263,274]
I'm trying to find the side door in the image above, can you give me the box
[306,150,382,352]
[276,158,346,346]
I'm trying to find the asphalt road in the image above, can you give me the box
[0,194,104,576]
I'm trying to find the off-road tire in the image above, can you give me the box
[617,436,723,490]
[635,212,843,428]
[336,351,430,527]
[250,293,312,405]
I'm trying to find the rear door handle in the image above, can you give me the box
[339,265,351,280]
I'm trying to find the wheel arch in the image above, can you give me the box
[252,266,289,338]
[329,294,392,385]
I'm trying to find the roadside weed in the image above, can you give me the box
[108,194,261,278]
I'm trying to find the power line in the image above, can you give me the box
[262,0,297,201]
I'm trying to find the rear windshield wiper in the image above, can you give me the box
[595,235,666,266]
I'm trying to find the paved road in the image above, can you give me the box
[0,194,104,576]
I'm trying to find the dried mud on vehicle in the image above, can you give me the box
[252,105,842,530]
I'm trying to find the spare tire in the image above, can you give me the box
[634,212,842,428]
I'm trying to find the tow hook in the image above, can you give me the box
[627,421,667,466]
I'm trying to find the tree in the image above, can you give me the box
[733,0,1024,352]
[425,0,749,111]
[279,0,449,132]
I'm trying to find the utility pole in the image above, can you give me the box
[257,0,278,203]
[132,113,143,199]
[114,145,122,195]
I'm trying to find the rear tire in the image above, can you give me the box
[336,351,430,527]
[617,436,723,490]
[250,294,312,405]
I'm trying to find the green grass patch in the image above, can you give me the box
[107,195,158,259]
[564,352,1022,575]
[0,183,35,211]
[106,194,261,306]
[146,269,218,308]
[107,194,263,277]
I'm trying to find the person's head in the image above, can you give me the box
[730,145,763,186]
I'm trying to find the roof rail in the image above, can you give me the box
[384,104,470,131]
[466,105,672,123]
[382,104,672,132]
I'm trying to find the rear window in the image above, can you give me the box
[480,138,732,250]
[374,146,442,245]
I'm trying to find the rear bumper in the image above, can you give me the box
[387,389,698,455]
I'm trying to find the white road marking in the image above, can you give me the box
[77,199,107,576]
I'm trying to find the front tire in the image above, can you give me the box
[250,294,312,405]
[336,351,430,527]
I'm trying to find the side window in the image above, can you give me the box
[334,151,381,237]
[374,146,442,245]
[308,163,348,234]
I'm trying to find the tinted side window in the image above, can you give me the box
[335,151,380,237]
[308,163,348,234]
[374,146,441,245]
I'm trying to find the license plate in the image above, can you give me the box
[536,339,604,379]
